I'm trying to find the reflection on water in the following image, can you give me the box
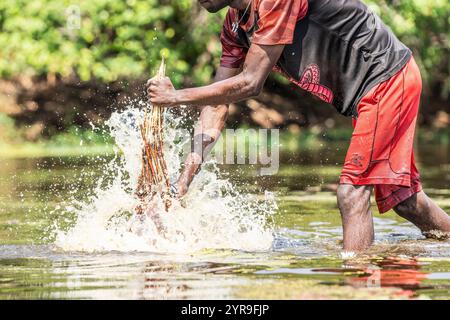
[344,257,428,296]
[0,142,449,299]
[3,244,448,300]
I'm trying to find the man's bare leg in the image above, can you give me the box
[337,184,374,251]
[394,191,450,238]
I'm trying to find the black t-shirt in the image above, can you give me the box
[220,0,412,117]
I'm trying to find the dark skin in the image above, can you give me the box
[198,0,249,13]
[338,185,450,251]
[150,42,284,195]
[147,0,450,252]
[147,44,283,108]
[175,66,240,196]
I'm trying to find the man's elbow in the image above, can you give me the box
[248,83,263,97]
[217,104,229,116]
[242,75,263,97]
[212,104,229,122]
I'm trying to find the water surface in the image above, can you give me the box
[0,143,449,299]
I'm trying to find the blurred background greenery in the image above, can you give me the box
[0,0,448,156]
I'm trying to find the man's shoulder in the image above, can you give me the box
[256,0,308,22]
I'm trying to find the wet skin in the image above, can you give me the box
[146,1,450,252]
[338,185,450,251]
[197,0,250,13]
[1,151,449,299]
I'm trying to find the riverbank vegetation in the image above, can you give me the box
[1,113,447,159]
[0,0,448,147]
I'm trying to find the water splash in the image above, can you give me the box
[54,103,276,253]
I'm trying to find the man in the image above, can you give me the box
[147,0,450,251]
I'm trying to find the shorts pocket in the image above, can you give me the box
[342,101,378,175]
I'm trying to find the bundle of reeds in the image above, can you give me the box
[135,59,171,213]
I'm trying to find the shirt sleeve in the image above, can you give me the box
[252,0,308,45]
[219,9,247,69]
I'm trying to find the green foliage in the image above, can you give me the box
[0,0,448,97]
[49,125,113,146]
[0,113,23,144]
[365,0,450,99]
[0,113,114,158]
[0,0,224,86]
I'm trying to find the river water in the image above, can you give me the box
[0,109,449,299]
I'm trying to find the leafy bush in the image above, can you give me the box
[0,113,20,143]
[365,0,449,100]
[0,0,224,86]
[0,0,448,99]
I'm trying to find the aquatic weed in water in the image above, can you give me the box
[53,103,277,253]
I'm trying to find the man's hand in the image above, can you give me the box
[146,76,177,107]
[147,43,284,109]
[167,44,284,107]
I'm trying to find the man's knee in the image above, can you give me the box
[337,184,371,215]
[337,184,354,210]
[394,192,427,217]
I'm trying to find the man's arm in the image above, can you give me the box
[147,43,285,107]
[176,66,240,197]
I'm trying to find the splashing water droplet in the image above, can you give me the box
[54,104,276,253]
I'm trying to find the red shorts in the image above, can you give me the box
[340,57,423,213]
